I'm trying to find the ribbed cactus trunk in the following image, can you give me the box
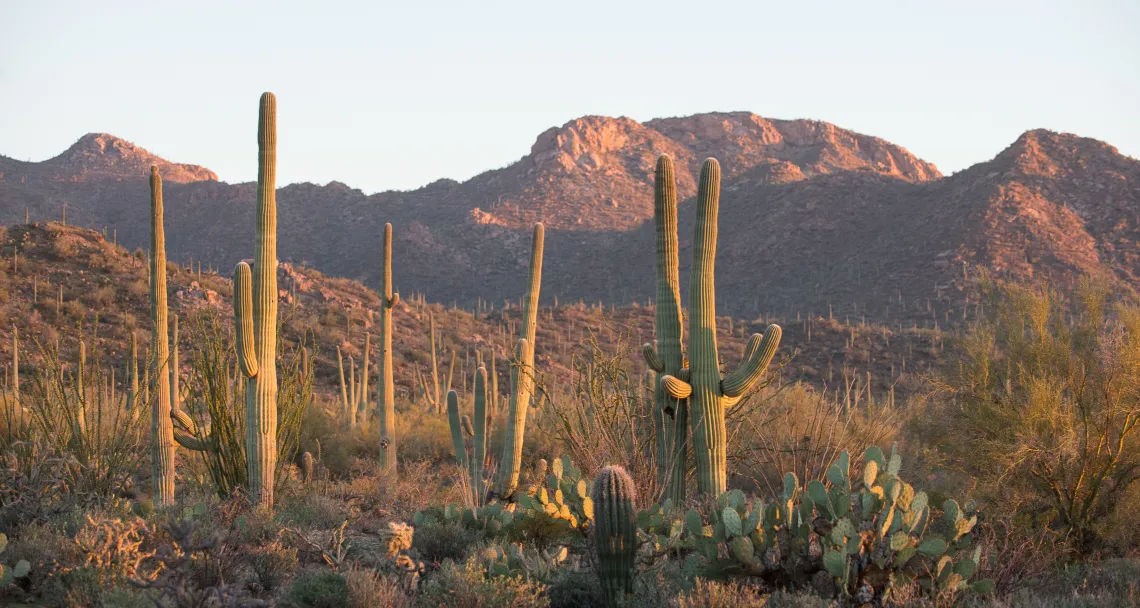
[11,328,18,429]
[446,389,466,468]
[149,165,176,505]
[495,223,543,498]
[235,92,280,509]
[170,315,180,414]
[348,359,357,429]
[592,465,637,606]
[658,159,783,497]
[378,223,398,472]
[359,333,371,430]
[644,155,688,503]
[336,346,349,418]
[472,365,487,497]
[688,159,727,496]
[429,313,440,414]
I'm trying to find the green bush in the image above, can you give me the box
[920,279,1140,552]
[289,570,349,608]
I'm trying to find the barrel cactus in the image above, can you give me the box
[658,159,782,497]
[592,465,637,605]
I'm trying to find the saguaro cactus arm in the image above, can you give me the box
[234,263,258,378]
[661,375,692,400]
[642,343,664,373]
[721,325,782,399]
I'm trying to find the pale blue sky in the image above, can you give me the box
[2,0,1137,193]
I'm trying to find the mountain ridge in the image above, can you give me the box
[0,114,1136,323]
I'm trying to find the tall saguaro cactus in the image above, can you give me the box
[642,155,688,502]
[234,92,280,508]
[495,223,544,498]
[149,165,176,505]
[377,223,399,472]
[659,159,783,496]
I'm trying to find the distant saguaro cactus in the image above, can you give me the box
[494,223,544,498]
[149,165,176,505]
[377,223,399,472]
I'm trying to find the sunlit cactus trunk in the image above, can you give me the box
[643,155,688,503]
[658,159,783,497]
[495,223,543,499]
[378,223,399,472]
[592,465,637,605]
[234,92,280,509]
[149,165,176,505]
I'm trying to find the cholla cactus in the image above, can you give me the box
[592,465,637,606]
[657,159,782,497]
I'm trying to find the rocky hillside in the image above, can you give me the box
[0,223,943,404]
[0,115,1135,322]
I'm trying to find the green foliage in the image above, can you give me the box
[289,570,349,608]
[0,533,31,587]
[174,310,313,498]
[922,279,1140,552]
[636,446,993,603]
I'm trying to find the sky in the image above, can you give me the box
[2,0,1137,193]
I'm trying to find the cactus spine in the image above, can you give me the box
[592,465,637,605]
[659,159,782,497]
[377,223,398,472]
[642,155,688,502]
[149,165,176,505]
[494,223,544,498]
[234,92,279,508]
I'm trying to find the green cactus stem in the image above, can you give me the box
[658,159,782,497]
[234,91,280,508]
[495,223,544,498]
[336,346,349,419]
[359,333,371,429]
[592,465,637,605]
[641,154,688,503]
[447,389,467,469]
[377,223,399,472]
[472,365,488,497]
[149,165,176,506]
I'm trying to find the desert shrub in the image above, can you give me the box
[247,539,298,593]
[289,569,349,608]
[179,309,313,497]
[415,557,548,607]
[14,339,145,498]
[275,493,348,530]
[920,279,1140,552]
[64,299,88,319]
[345,565,410,608]
[537,329,660,499]
[674,578,769,608]
[89,286,115,307]
[739,381,898,496]
[411,519,481,563]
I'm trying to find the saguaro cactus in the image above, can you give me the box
[592,465,637,605]
[377,223,399,472]
[472,365,488,497]
[234,92,280,508]
[149,165,176,505]
[642,155,688,503]
[494,223,543,498]
[659,159,782,497]
[446,390,466,468]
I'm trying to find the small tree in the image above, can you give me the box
[926,278,1140,551]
